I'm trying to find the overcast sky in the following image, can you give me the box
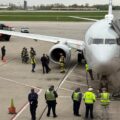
[0,0,119,6]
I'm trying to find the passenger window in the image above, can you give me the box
[105,39,116,44]
[92,39,103,44]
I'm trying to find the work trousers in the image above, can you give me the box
[30,105,37,120]
[42,64,49,73]
[47,101,57,117]
[1,53,5,60]
[73,101,80,115]
[85,103,94,119]
[32,63,36,72]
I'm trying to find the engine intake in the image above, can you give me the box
[49,44,71,64]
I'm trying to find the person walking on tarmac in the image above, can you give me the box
[1,45,6,61]
[100,88,110,119]
[83,87,96,119]
[28,88,38,120]
[72,88,82,116]
[45,85,58,118]
[59,53,65,73]
[31,56,36,72]
[30,47,36,58]
[85,63,94,80]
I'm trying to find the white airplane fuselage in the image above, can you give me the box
[84,18,120,74]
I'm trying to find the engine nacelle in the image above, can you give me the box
[49,44,71,64]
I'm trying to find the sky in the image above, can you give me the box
[0,0,119,6]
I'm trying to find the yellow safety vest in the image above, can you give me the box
[85,64,89,72]
[45,90,56,101]
[100,92,110,106]
[83,91,96,104]
[73,92,79,101]
[31,58,36,64]
[59,56,64,63]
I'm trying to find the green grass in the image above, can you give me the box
[0,11,107,21]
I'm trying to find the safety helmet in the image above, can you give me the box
[88,87,93,91]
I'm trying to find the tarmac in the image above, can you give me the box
[0,20,120,120]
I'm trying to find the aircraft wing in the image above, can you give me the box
[0,30,85,50]
[69,16,98,22]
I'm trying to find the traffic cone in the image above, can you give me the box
[8,98,16,114]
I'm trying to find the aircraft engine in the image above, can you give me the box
[49,44,71,64]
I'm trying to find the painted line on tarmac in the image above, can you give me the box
[70,74,86,79]
[59,64,77,89]
[0,76,40,90]
[65,80,87,87]
[11,89,42,120]
[60,87,73,92]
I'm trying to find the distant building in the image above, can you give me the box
[0,5,9,10]
[24,0,27,10]
[51,7,97,11]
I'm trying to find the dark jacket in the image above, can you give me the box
[28,92,38,107]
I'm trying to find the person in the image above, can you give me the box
[46,54,50,65]
[41,54,50,73]
[59,53,65,73]
[1,45,6,61]
[83,87,96,119]
[21,47,29,63]
[30,47,36,58]
[21,47,26,63]
[28,88,38,120]
[31,56,36,72]
[45,85,58,117]
[85,63,94,80]
[72,88,82,116]
[100,88,110,119]
[46,54,51,71]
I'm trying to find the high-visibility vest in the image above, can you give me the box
[31,57,36,64]
[73,92,79,101]
[100,92,110,106]
[59,56,64,63]
[85,64,89,72]
[45,90,56,101]
[83,91,96,104]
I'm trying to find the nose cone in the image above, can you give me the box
[90,45,117,73]
[92,47,115,64]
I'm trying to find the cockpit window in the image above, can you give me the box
[92,39,103,44]
[105,39,116,44]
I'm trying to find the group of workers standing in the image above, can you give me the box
[21,47,66,74]
[28,86,110,120]
[21,47,51,73]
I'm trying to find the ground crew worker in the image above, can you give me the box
[72,88,82,116]
[31,56,36,72]
[45,85,58,118]
[1,45,6,61]
[59,53,65,73]
[21,47,29,63]
[28,88,38,120]
[30,47,36,58]
[41,54,50,73]
[100,88,110,119]
[83,87,96,119]
[21,47,26,63]
[85,63,94,80]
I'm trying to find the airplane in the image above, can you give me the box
[0,0,120,79]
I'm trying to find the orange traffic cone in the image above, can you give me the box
[8,98,16,114]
